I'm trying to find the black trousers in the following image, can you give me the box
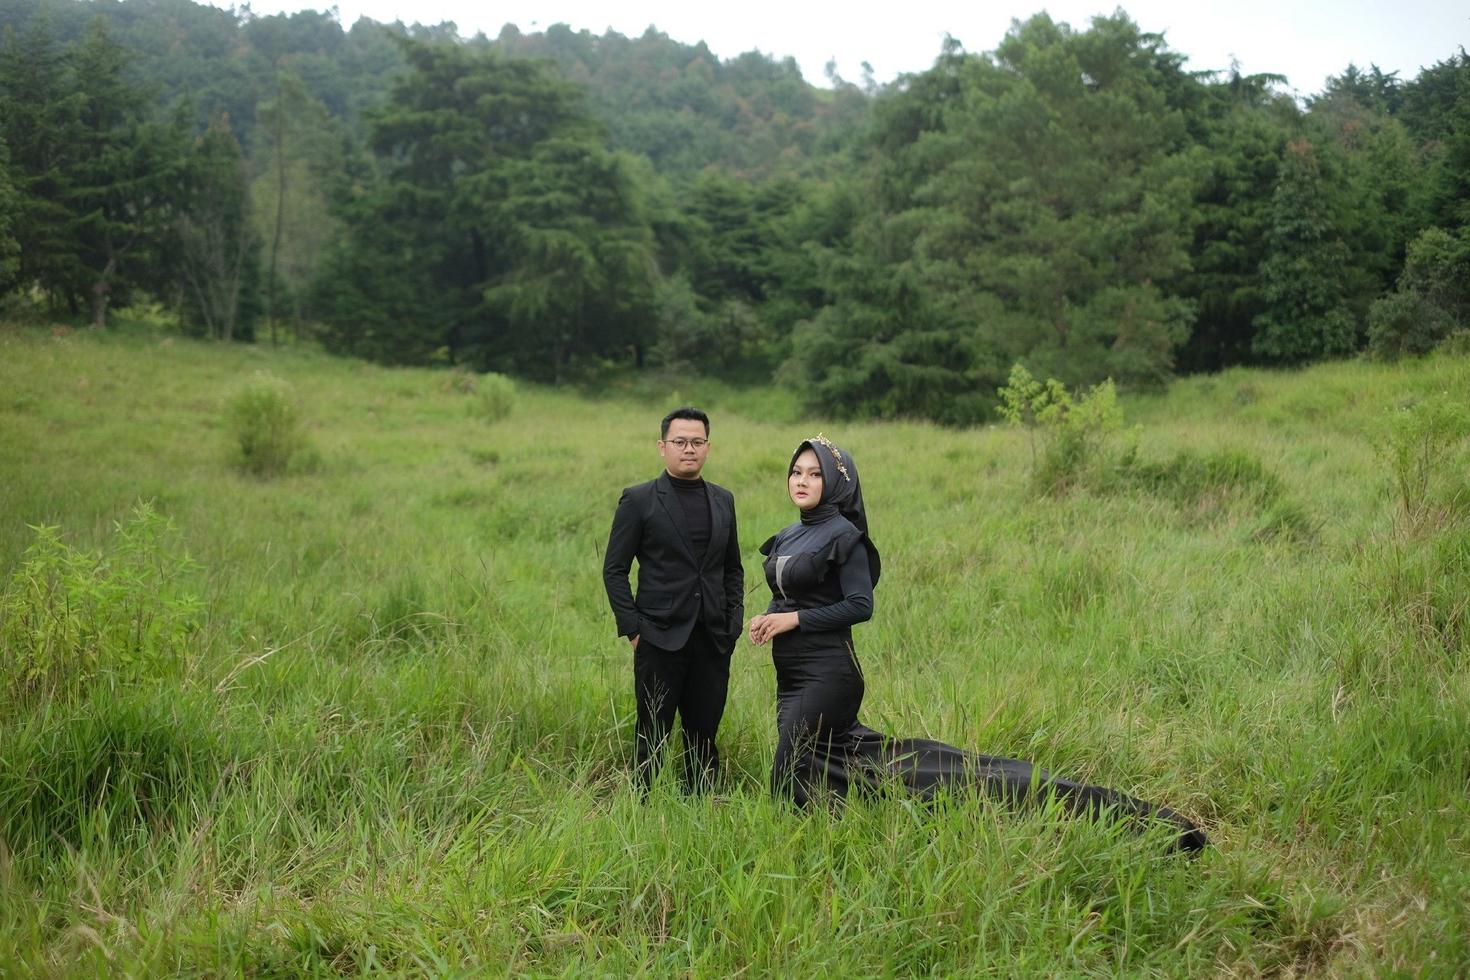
[633,627,729,793]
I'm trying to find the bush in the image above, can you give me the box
[1372,394,1470,529]
[475,371,517,422]
[1367,228,1470,361]
[0,503,201,707]
[227,371,304,476]
[1399,227,1470,322]
[110,298,184,335]
[998,363,1123,495]
[439,366,478,394]
[1121,448,1284,509]
[1436,329,1470,358]
[1366,291,1454,360]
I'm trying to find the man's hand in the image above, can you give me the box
[748,612,799,646]
[629,634,640,651]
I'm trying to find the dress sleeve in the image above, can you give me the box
[796,540,874,632]
[760,532,781,615]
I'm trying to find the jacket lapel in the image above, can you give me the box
[654,472,698,564]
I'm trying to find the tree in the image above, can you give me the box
[681,170,769,306]
[1367,225,1470,358]
[1317,63,1403,114]
[0,140,20,292]
[1251,138,1358,362]
[67,19,187,327]
[1397,226,1470,325]
[1173,70,1295,371]
[315,40,656,377]
[960,14,1201,387]
[177,116,257,340]
[1311,65,1428,308]
[1398,51,1468,144]
[1398,51,1470,229]
[253,69,344,342]
[0,17,84,306]
[784,236,1004,424]
[785,13,1203,421]
[488,21,842,178]
[479,141,656,380]
[1424,56,1470,229]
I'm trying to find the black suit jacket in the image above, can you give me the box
[603,472,743,654]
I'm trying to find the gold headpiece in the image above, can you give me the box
[809,432,851,482]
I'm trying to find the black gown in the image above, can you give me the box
[760,511,1207,854]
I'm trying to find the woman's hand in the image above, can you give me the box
[748,612,800,646]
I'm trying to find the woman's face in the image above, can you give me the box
[788,448,824,510]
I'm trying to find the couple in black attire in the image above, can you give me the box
[603,407,1207,854]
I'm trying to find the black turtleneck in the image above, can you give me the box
[800,503,841,525]
[668,473,711,559]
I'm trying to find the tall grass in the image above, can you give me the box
[1,324,1468,973]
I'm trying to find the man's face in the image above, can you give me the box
[659,418,710,479]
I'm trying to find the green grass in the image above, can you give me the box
[2,322,1468,974]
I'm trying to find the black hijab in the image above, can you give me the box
[789,434,882,585]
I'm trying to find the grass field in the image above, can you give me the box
[1,322,1468,974]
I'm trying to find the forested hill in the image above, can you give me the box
[2,0,1468,423]
[0,0,861,175]
[488,25,868,177]
[0,0,403,150]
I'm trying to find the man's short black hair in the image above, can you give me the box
[661,406,710,439]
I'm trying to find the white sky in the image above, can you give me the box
[233,0,1468,96]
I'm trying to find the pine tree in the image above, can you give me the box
[787,13,1202,420]
[1251,138,1358,362]
[0,140,20,291]
[67,19,187,327]
[1173,71,1295,371]
[0,18,84,306]
[316,41,655,376]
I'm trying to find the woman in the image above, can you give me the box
[748,435,1207,854]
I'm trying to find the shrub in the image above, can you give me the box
[1399,227,1470,323]
[439,366,478,394]
[1367,227,1470,360]
[1366,290,1454,360]
[475,372,517,423]
[1437,329,1470,358]
[998,363,1123,495]
[227,370,304,476]
[0,502,201,707]
[1372,394,1470,528]
[110,299,184,334]
[1121,448,1284,509]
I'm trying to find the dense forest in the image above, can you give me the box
[1,0,1467,421]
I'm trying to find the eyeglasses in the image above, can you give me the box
[664,438,709,450]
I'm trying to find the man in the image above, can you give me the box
[603,407,743,793]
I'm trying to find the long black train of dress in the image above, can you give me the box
[760,511,1208,855]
